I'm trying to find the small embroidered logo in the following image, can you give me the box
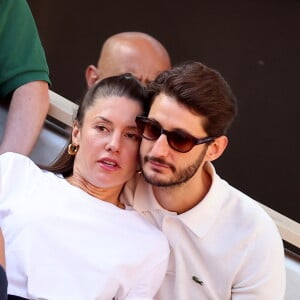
[192,275,204,285]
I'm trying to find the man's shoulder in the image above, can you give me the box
[223,185,281,245]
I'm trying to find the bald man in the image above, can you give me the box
[85,32,171,86]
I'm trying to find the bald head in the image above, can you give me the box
[85,32,171,87]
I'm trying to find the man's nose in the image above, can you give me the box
[149,133,170,156]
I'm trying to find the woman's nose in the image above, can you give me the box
[105,134,121,152]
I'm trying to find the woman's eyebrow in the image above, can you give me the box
[96,116,138,130]
[95,116,112,124]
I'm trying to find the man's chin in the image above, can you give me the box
[142,172,175,187]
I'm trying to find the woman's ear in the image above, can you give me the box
[85,65,99,88]
[206,136,228,162]
[72,121,80,145]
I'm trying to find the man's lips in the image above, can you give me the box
[145,156,176,172]
[149,158,169,169]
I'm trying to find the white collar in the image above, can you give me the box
[133,162,230,238]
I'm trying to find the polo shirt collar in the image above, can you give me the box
[178,162,229,237]
[133,162,229,238]
[134,174,177,216]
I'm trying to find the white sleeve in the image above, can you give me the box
[0,153,7,196]
[124,252,169,300]
[232,219,286,299]
[0,152,33,224]
[0,153,10,225]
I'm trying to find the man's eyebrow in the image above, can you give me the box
[127,125,139,130]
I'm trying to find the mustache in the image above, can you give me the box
[144,156,176,172]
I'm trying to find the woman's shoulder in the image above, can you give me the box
[1,151,31,162]
[0,152,45,183]
[0,151,36,169]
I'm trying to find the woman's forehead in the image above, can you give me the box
[84,96,143,123]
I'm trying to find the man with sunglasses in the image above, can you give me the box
[128,61,286,299]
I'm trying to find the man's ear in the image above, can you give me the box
[85,65,99,88]
[206,136,228,162]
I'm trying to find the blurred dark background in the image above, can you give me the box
[28,0,300,224]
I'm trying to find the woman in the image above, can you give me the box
[0,74,169,300]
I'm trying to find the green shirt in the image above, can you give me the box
[0,0,51,98]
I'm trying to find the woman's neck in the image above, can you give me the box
[66,175,125,209]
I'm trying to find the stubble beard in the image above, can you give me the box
[141,149,207,187]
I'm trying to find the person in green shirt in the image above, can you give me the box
[0,0,51,155]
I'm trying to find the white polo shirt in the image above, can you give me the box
[127,162,286,299]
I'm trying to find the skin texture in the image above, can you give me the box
[85,32,171,86]
[0,231,5,269]
[0,81,50,155]
[69,96,143,207]
[140,93,228,214]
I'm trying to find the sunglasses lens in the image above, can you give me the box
[144,122,161,140]
[168,131,194,152]
[136,116,209,153]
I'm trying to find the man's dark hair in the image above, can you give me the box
[148,61,237,137]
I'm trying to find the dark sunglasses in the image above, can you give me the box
[135,116,215,153]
